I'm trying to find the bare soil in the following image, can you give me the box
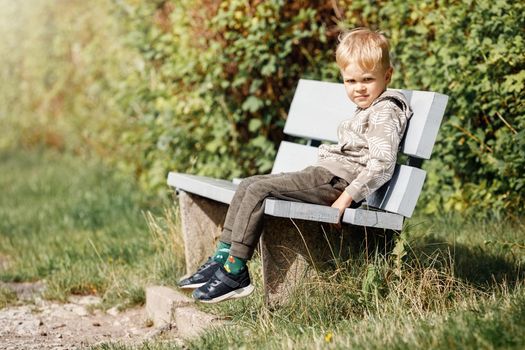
[0,282,182,350]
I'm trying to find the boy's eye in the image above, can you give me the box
[363,77,374,82]
[346,79,356,84]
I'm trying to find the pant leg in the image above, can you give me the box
[220,173,281,244]
[229,166,349,259]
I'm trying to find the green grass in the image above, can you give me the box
[145,218,523,350]
[95,214,523,350]
[180,217,524,350]
[0,148,185,307]
[1,148,523,349]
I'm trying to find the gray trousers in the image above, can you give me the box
[220,166,349,259]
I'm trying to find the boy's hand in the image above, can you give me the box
[331,191,353,225]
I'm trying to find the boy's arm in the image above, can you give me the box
[331,191,353,218]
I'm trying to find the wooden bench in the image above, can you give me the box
[168,79,448,305]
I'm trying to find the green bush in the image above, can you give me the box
[361,0,525,217]
[119,0,524,216]
[115,0,340,192]
[2,0,523,216]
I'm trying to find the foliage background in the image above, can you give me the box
[1,0,524,217]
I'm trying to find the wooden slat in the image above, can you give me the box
[342,208,404,230]
[284,79,354,143]
[264,199,404,230]
[167,172,237,204]
[402,91,449,159]
[366,165,426,217]
[284,79,448,159]
[264,199,340,223]
[271,141,318,174]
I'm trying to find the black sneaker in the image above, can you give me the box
[178,258,222,289]
[192,265,254,303]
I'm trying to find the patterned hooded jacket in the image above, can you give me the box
[316,90,413,203]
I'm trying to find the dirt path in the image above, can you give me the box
[0,282,183,349]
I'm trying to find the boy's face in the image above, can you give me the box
[341,63,393,109]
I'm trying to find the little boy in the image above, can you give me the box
[179,28,412,303]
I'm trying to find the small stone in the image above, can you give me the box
[40,331,48,336]
[175,306,224,339]
[92,322,101,327]
[69,304,88,317]
[107,306,120,316]
[128,327,142,335]
[145,286,193,326]
[69,295,102,306]
[56,334,63,339]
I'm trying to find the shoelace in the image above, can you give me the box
[196,258,214,273]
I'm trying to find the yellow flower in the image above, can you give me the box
[234,10,243,20]
[324,331,333,343]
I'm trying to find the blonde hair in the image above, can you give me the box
[336,28,391,72]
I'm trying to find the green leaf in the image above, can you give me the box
[248,119,262,132]
[242,96,264,113]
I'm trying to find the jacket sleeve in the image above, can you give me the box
[344,100,407,202]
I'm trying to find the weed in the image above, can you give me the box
[0,286,17,309]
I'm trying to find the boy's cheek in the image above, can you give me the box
[344,86,354,100]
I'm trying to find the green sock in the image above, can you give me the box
[224,255,247,275]
[212,241,231,264]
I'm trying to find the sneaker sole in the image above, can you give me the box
[178,282,206,289]
[198,284,255,304]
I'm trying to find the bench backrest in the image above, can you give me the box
[271,79,448,217]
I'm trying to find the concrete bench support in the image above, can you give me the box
[261,218,355,306]
[260,218,394,307]
[179,191,228,274]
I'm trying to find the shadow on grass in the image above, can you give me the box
[327,226,523,290]
[409,236,524,290]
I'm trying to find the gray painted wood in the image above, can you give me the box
[264,199,404,230]
[271,141,318,174]
[285,79,354,143]
[167,172,237,205]
[366,165,426,217]
[264,199,340,223]
[170,160,426,218]
[342,208,404,230]
[402,91,449,159]
[284,79,448,159]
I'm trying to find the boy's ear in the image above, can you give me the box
[385,67,393,84]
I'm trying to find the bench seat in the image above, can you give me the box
[167,172,237,205]
[168,172,404,230]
